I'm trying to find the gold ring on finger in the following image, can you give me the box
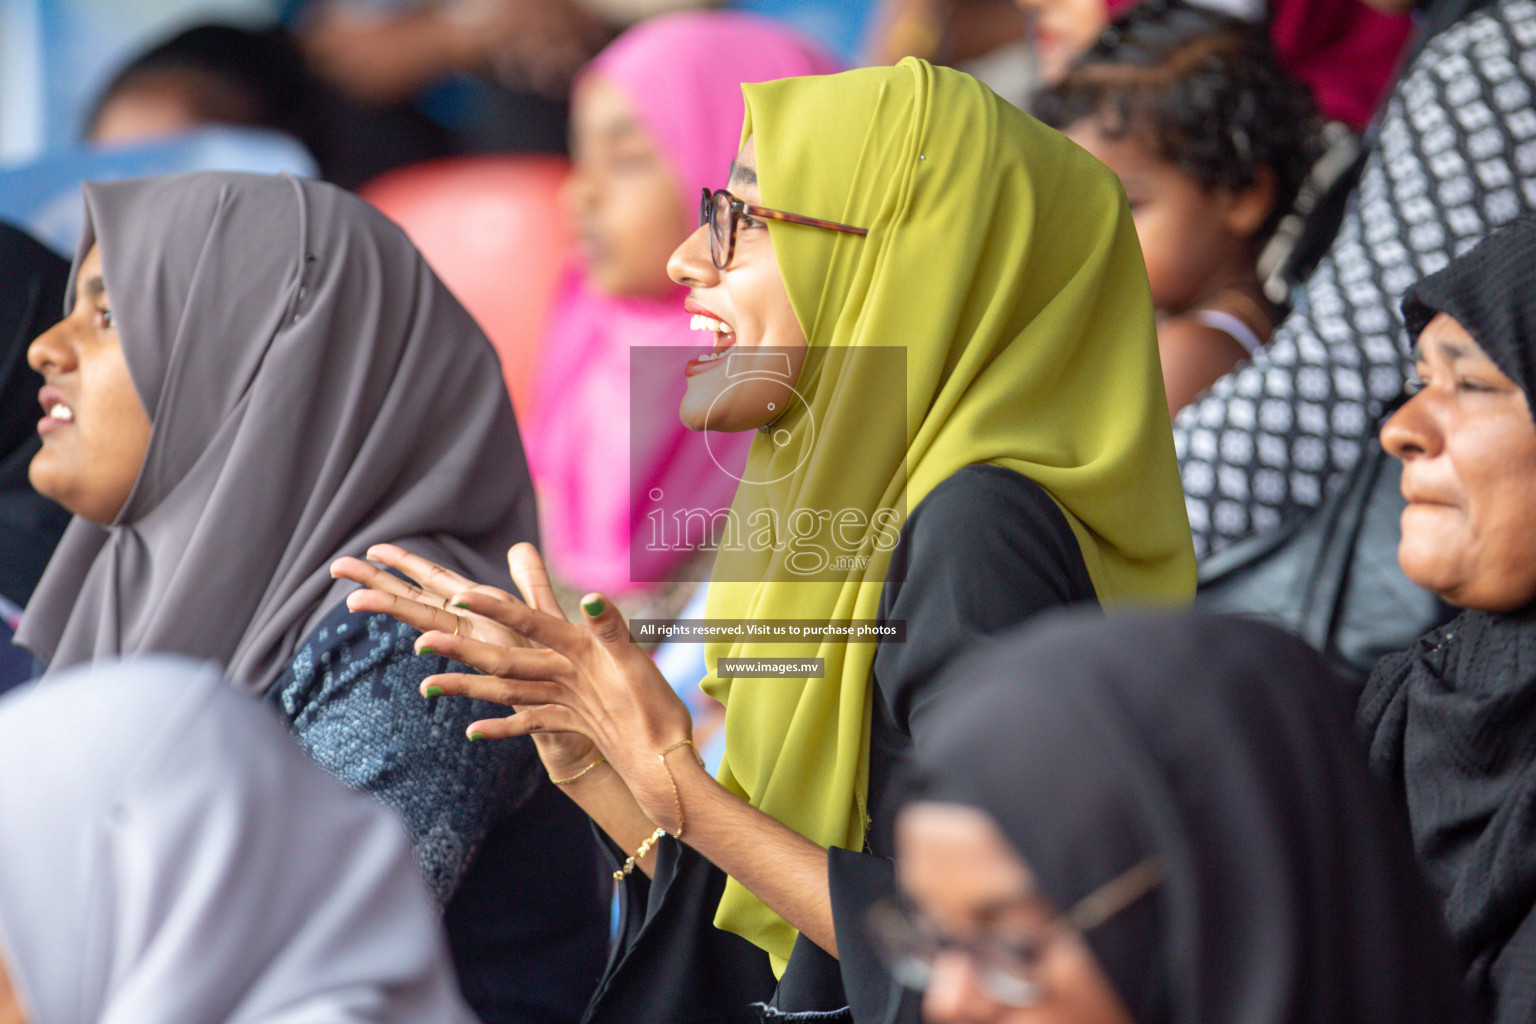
[454,614,464,637]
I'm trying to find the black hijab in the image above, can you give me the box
[1402,217,1536,400]
[908,608,1477,1024]
[0,224,70,609]
[1360,216,1536,1024]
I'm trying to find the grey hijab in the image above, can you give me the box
[0,657,476,1023]
[16,171,535,691]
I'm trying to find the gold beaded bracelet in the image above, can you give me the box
[612,739,707,882]
[549,757,606,786]
[613,827,667,881]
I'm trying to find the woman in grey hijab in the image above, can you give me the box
[0,656,475,1024]
[13,171,607,1022]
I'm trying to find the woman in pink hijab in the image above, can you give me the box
[526,12,839,602]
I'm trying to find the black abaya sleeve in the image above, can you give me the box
[584,828,779,1024]
[817,465,1099,1024]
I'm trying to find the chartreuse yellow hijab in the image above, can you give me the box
[701,58,1194,970]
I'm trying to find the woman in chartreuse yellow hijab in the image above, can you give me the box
[335,56,1192,1023]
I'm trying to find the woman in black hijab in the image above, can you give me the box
[892,608,1476,1023]
[0,223,71,691]
[1362,217,1536,1024]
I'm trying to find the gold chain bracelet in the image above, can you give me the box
[549,756,606,786]
[658,738,706,839]
[611,739,707,882]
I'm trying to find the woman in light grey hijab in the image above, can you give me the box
[0,657,476,1024]
[13,171,608,1022]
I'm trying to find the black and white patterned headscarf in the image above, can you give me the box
[1176,0,1536,557]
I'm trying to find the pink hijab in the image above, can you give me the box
[526,12,839,595]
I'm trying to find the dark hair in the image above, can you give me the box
[83,23,455,190]
[86,24,324,146]
[1032,0,1322,240]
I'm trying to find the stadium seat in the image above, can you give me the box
[359,155,574,417]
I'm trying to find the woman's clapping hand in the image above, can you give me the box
[331,542,696,829]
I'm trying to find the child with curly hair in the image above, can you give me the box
[1035,1,1322,413]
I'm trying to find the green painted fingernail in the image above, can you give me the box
[425,684,444,698]
[417,646,435,656]
[469,731,487,742]
[452,600,470,609]
[582,596,605,617]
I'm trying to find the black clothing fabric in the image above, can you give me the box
[912,609,1479,1024]
[0,620,40,697]
[586,834,780,1024]
[1403,217,1536,399]
[581,464,1098,1024]
[0,223,70,610]
[1361,609,1536,1024]
[445,776,610,1024]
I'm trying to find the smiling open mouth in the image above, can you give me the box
[37,387,75,433]
[687,312,737,376]
[691,313,736,349]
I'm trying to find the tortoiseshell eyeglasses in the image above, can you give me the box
[700,187,868,270]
